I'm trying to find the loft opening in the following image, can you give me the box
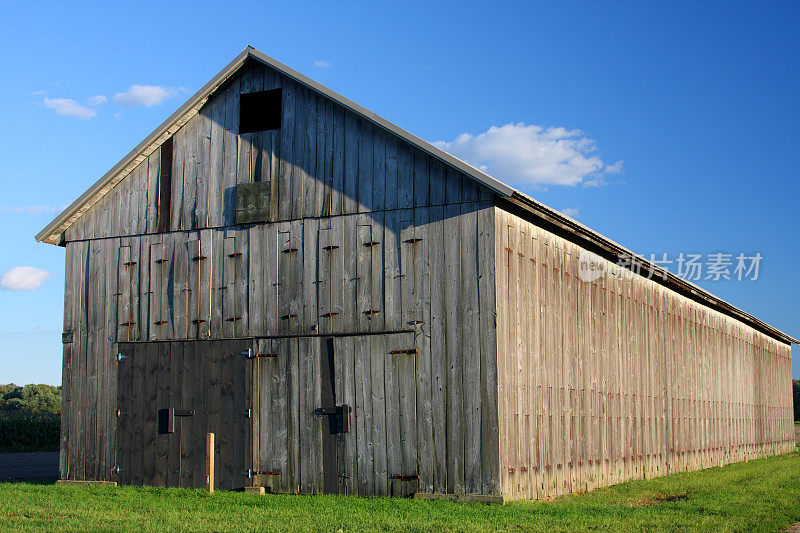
[239,89,282,133]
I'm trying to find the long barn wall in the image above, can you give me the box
[60,203,500,496]
[64,62,489,243]
[494,207,794,501]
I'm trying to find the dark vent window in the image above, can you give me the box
[239,89,282,133]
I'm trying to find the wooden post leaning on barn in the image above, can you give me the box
[206,432,214,494]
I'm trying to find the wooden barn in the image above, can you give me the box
[37,47,797,501]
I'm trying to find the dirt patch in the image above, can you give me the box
[785,522,800,533]
[626,492,688,507]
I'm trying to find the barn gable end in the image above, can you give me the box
[52,58,496,244]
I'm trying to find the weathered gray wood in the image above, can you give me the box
[357,120,373,213]
[329,103,345,217]
[86,240,100,479]
[273,337,289,492]
[384,135,398,211]
[302,217,319,335]
[303,90,319,217]
[204,341,221,488]
[460,203,481,494]
[286,337,300,492]
[222,78,240,226]
[181,116,199,230]
[477,205,499,495]
[222,234,237,338]
[397,142,414,210]
[335,336,356,495]
[146,152,160,233]
[384,330,400,496]
[443,203,464,494]
[291,87,308,220]
[152,342,168,487]
[60,244,74,479]
[116,343,133,485]
[372,129,386,212]
[353,334,373,494]
[142,342,158,484]
[234,229,249,337]
[341,215,358,333]
[383,211,401,332]
[178,341,194,487]
[343,111,359,215]
[356,215,372,332]
[427,204,448,493]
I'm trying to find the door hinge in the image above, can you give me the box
[391,474,421,481]
[241,469,281,479]
[116,409,125,417]
[389,348,417,355]
[116,353,128,362]
[241,408,252,418]
[242,349,280,359]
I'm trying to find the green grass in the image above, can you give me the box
[2,447,800,532]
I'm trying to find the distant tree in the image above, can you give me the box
[0,384,22,411]
[794,379,799,422]
[0,384,60,414]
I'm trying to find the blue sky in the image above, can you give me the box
[0,1,797,385]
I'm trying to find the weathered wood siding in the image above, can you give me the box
[64,61,490,242]
[494,207,795,501]
[59,202,499,495]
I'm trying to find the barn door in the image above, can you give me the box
[332,332,418,497]
[115,339,252,490]
[250,332,417,496]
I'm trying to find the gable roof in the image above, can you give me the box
[36,46,798,345]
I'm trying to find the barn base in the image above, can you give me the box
[56,480,117,487]
[413,493,506,505]
[243,486,266,495]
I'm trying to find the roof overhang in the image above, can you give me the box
[36,47,798,346]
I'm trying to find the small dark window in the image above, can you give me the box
[239,89,282,133]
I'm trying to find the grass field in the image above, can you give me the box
[1,447,799,532]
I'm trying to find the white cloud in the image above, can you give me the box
[560,207,579,217]
[86,95,107,106]
[0,205,66,214]
[313,60,333,68]
[113,84,178,107]
[0,267,53,291]
[434,123,623,188]
[42,97,96,120]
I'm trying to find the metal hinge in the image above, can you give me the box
[116,409,125,417]
[241,469,281,479]
[389,348,418,355]
[116,353,127,362]
[391,474,421,481]
[242,408,252,418]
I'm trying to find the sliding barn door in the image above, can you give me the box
[115,339,251,490]
[251,332,416,496]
